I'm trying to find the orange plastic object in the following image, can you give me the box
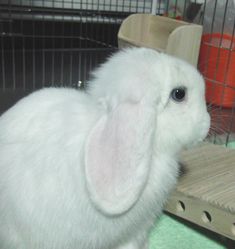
[199,33,235,108]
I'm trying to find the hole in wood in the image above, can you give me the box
[177,201,185,212]
[202,211,212,223]
[231,223,235,236]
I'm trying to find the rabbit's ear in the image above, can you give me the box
[85,99,156,216]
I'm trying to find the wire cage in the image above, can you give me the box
[0,0,153,113]
[0,0,235,146]
[195,0,235,147]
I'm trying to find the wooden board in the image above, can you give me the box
[118,14,202,66]
[165,142,235,240]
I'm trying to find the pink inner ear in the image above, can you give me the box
[89,105,136,196]
[85,102,154,215]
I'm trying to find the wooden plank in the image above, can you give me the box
[165,143,235,240]
[166,25,202,66]
[118,14,202,66]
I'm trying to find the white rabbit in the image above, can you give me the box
[0,48,210,249]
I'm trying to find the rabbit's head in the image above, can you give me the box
[85,48,210,216]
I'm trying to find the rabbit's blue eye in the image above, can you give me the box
[171,87,186,102]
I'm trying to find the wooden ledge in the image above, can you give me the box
[165,142,235,240]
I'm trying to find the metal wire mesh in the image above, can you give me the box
[195,0,235,146]
[0,0,153,112]
[0,0,234,146]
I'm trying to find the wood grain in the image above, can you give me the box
[118,14,202,66]
[165,142,235,240]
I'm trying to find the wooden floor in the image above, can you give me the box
[165,142,235,240]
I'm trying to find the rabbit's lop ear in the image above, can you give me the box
[85,98,156,216]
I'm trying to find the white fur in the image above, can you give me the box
[0,48,210,249]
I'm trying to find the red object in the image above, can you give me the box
[199,33,235,108]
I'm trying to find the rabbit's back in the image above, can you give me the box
[0,88,100,143]
[0,88,104,249]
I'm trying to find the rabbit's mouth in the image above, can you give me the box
[200,114,211,141]
[183,116,210,150]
